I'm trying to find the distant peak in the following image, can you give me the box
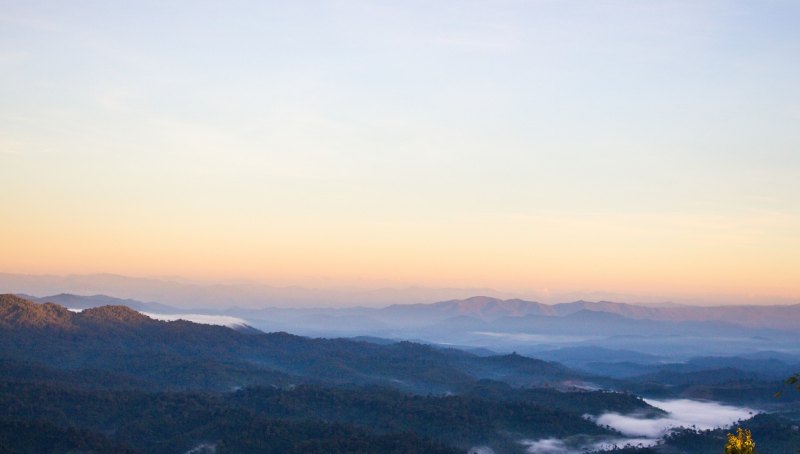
[446,296,542,307]
[1,294,32,305]
[0,294,74,327]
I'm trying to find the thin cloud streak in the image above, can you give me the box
[143,312,250,329]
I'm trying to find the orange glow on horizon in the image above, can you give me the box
[2,207,798,303]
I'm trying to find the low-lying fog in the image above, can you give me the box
[143,312,250,328]
[599,398,757,438]
[67,307,251,329]
[523,398,757,453]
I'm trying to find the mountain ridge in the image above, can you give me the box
[19,292,800,331]
[0,294,582,393]
[387,295,800,330]
[0,294,162,330]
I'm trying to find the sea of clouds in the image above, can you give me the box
[523,398,758,453]
[597,398,757,438]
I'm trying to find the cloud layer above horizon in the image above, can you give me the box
[1,0,798,302]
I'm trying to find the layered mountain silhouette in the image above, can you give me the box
[4,294,800,453]
[384,295,800,329]
[0,294,577,392]
[17,292,182,313]
[21,292,800,330]
[18,293,799,362]
[1,294,656,452]
[382,296,555,320]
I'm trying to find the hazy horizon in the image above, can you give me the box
[2,1,799,305]
[1,271,797,308]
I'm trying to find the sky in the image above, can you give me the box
[1,1,799,304]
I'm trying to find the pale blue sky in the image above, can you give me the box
[1,1,799,301]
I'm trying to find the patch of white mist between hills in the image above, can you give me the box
[143,312,250,329]
[468,446,495,454]
[597,398,758,438]
[523,436,659,453]
[523,398,758,453]
[184,442,216,454]
[471,331,598,343]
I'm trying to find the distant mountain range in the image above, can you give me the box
[0,294,577,392]
[384,295,800,330]
[18,292,800,362]
[0,272,521,308]
[21,292,800,330]
[3,272,796,309]
[17,293,181,313]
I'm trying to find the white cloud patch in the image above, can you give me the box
[524,436,657,454]
[524,399,757,453]
[596,399,757,438]
[523,438,570,454]
[143,312,250,329]
[472,331,598,343]
[184,443,216,454]
[468,447,495,454]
